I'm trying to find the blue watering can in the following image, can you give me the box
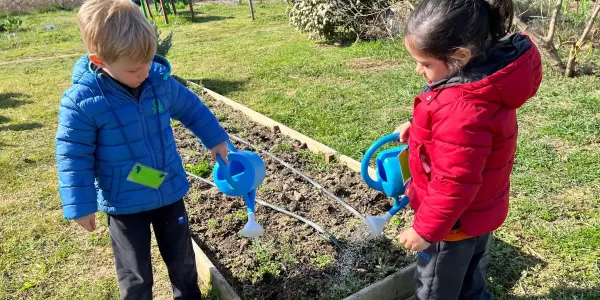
[214,141,266,238]
[361,132,411,238]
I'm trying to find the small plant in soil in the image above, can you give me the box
[312,254,333,269]
[207,218,219,231]
[257,182,283,193]
[389,215,405,228]
[252,240,283,281]
[298,149,332,172]
[215,113,227,122]
[185,161,212,178]
[234,210,248,222]
[275,143,292,153]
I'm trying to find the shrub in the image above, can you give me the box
[0,17,23,33]
[287,0,403,41]
[151,21,174,58]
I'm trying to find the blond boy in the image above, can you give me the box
[56,1,229,298]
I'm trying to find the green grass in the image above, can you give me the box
[0,2,599,299]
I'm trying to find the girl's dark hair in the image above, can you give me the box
[405,0,514,63]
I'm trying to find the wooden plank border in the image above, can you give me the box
[344,264,417,300]
[192,238,241,300]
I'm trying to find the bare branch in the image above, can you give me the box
[514,13,565,73]
[514,16,544,44]
[565,1,600,76]
[559,40,577,48]
[577,1,600,47]
[544,0,562,44]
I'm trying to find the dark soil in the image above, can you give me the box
[176,86,414,300]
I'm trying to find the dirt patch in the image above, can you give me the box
[177,86,414,299]
[0,0,83,14]
[0,54,81,66]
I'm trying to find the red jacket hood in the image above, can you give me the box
[430,33,542,109]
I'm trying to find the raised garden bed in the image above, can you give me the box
[174,84,417,299]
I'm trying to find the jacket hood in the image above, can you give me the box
[430,33,542,109]
[70,54,172,89]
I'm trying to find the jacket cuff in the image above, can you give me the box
[201,130,229,150]
[63,201,98,220]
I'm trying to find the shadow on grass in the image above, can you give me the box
[507,288,600,299]
[485,237,597,299]
[0,122,43,132]
[188,79,247,96]
[179,11,233,23]
[0,92,41,142]
[0,92,31,110]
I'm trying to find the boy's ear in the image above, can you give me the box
[89,53,104,68]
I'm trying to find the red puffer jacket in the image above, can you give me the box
[406,33,543,242]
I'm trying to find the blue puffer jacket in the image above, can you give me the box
[56,54,228,219]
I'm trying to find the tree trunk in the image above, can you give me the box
[169,0,177,15]
[565,2,600,77]
[145,0,154,18]
[514,0,566,74]
[249,0,255,20]
[514,17,565,73]
[189,0,195,21]
[160,0,169,24]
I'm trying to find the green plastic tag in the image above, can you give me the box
[126,163,167,189]
[398,148,412,185]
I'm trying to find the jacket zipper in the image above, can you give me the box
[103,78,163,207]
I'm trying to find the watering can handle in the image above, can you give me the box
[216,154,242,191]
[215,139,238,183]
[360,132,403,191]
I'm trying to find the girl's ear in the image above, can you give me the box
[89,53,104,68]
[452,47,472,68]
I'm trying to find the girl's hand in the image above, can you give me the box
[211,142,229,164]
[75,213,96,232]
[397,227,430,252]
[394,121,411,143]
[394,121,430,172]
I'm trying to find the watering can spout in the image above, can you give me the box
[213,141,267,238]
[240,212,264,238]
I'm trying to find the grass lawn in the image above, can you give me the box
[1,3,598,299]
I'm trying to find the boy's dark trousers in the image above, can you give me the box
[415,233,492,300]
[108,199,202,300]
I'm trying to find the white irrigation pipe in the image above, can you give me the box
[186,171,344,250]
[229,134,366,221]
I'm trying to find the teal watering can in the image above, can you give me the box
[214,141,266,238]
[361,132,411,238]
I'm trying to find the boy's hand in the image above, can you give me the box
[397,227,430,252]
[211,142,229,164]
[394,121,411,143]
[75,213,96,232]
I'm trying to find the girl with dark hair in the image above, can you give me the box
[394,0,542,298]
